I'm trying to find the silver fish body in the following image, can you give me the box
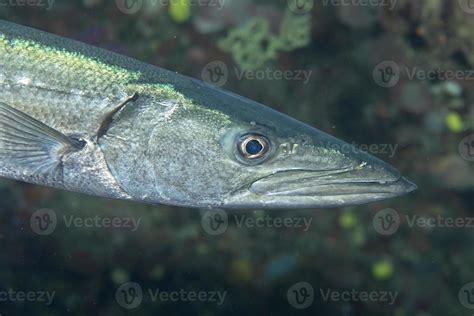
[0,20,416,209]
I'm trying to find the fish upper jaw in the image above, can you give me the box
[223,162,417,209]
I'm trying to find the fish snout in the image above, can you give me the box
[244,157,416,208]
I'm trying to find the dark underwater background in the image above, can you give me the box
[0,0,473,315]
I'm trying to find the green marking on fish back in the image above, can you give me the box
[126,83,232,124]
[0,34,141,94]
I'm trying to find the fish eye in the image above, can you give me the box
[237,133,270,160]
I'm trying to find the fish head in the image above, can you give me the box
[217,119,417,209]
[102,80,416,209]
[138,80,416,209]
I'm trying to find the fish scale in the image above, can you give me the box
[0,37,133,135]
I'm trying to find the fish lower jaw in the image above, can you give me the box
[222,177,416,209]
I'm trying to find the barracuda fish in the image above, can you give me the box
[0,20,416,209]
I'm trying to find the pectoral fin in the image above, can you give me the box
[0,102,85,177]
[95,92,139,141]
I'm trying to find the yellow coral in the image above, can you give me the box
[218,10,311,70]
[445,112,463,133]
[169,0,191,23]
[372,260,394,281]
[339,211,357,229]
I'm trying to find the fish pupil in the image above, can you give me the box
[246,140,263,155]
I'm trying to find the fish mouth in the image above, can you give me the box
[225,165,417,209]
[250,167,417,196]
